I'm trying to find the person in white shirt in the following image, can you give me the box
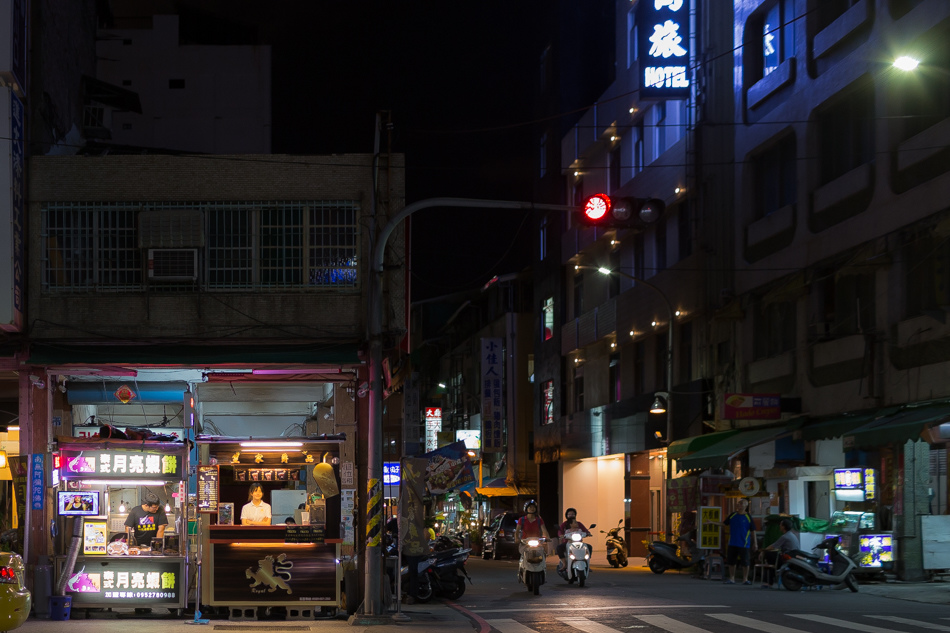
[241,483,272,526]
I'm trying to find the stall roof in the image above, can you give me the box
[843,400,950,450]
[27,342,362,366]
[677,421,801,472]
[475,477,536,497]
[800,407,899,441]
[668,429,742,461]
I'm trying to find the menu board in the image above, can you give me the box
[284,525,325,544]
[197,465,220,513]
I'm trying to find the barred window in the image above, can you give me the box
[43,201,360,293]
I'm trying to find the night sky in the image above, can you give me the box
[171,1,544,300]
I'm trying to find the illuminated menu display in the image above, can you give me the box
[858,534,893,568]
[60,450,181,480]
[834,468,863,490]
[197,465,220,513]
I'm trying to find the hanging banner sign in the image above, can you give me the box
[481,337,504,452]
[59,450,182,480]
[424,407,441,453]
[30,454,44,510]
[638,0,691,98]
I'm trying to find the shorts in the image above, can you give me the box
[726,545,750,567]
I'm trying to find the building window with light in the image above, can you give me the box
[542,380,555,425]
[761,0,796,77]
[542,296,554,341]
[753,134,796,219]
[539,215,548,261]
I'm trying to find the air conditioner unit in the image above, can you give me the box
[148,248,198,281]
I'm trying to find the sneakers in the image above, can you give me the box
[743,580,752,585]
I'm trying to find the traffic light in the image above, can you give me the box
[579,193,665,229]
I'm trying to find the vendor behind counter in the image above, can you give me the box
[125,491,167,546]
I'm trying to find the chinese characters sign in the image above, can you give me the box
[481,337,504,452]
[722,393,781,420]
[833,468,863,490]
[638,0,691,98]
[197,465,219,512]
[383,461,401,485]
[30,454,44,510]
[858,534,892,568]
[424,408,441,453]
[699,506,721,550]
[65,559,182,606]
[60,450,182,480]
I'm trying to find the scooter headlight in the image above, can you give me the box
[527,539,540,548]
[571,533,582,542]
[585,553,590,559]
[569,553,575,560]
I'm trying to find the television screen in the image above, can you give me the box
[58,491,100,516]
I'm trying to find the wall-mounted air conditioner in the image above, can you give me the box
[148,248,198,281]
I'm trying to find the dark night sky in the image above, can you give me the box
[175,1,544,300]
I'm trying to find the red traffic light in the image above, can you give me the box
[583,193,611,222]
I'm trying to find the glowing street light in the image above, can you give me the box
[894,56,920,71]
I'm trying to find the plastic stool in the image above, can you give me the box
[705,555,724,581]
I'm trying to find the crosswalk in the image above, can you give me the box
[485,613,950,633]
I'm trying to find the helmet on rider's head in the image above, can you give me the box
[523,500,538,513]
[565,507,577,519]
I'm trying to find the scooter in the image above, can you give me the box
[778,535,859,592]
[518,537,548,595]
[425,547,472,600]
[556,525,596,587]
[601,520,628,568]
[646,536,703,574]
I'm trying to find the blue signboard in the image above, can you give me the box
[30,454,45,511]
[638,0,691,98]
[833,468,863,490]
[383,461,401,485]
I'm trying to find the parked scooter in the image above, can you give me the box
[646,535,702,574]
[518,537,548,595]
[556,524,596,586]
[601,520,628,568]
[424,547,472,600]
[778,535,859,592]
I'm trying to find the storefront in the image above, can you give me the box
[53,439,190,612]
[197,438,346,618]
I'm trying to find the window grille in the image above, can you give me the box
[42,200,360,293]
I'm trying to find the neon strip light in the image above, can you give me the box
[240,442,304,448]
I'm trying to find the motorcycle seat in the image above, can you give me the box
[788,549,820,562]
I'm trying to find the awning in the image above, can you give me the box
[801,407,899,442]
[668,429,742,461]
[843,401,950,450]
[475,478,536,498]
[26,342,361,366]
[677,423,799,472]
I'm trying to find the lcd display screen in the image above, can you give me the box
[57,490,100,516]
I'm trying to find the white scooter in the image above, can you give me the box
[556,525,596,587]
[518,537,548,595]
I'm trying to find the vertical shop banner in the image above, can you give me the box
[422,441,476,495]
[667,476,698,513]
[399,457,428,557]
[699,506,721,550]
[424,407,441,453]
[30,454,44,510]
[481,337,503,452]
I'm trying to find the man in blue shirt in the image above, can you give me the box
[708,498,757,584]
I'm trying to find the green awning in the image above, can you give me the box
[677,424,798,472]
[668,429,742,461]
[801,407,899,441]
[26,342,362,366]
[843,401,950,450]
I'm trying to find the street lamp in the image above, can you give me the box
[577,264,676,540]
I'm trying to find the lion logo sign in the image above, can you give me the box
[246,553,294,594]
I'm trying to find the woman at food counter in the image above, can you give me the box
[241,482,272,525]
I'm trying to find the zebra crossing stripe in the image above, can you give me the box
[633,614,711,633]
[709,614,810,633]
[366,477,382,546]
[866,616,950,631]
[789,613,923,632]
[557,616,624,633]
[486,618,543,633]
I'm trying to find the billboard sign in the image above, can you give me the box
[722,393,781,420]
[638,0,691,98]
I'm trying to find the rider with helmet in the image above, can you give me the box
[557,507,592,570]
[515,500,550,553]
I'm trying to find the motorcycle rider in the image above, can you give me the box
[557,507,592,571]
[515,500,551,553]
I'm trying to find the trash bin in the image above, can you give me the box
[49,595,71,621]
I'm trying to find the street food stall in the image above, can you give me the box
[52,439,189,613]
[197,437,345,619]
[831,467,893,575]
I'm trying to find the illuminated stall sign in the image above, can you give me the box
[858,534,893,568]
[864,468,876,501]
[383,461,401,485]
[833,468,863,490]
[638,0,691,98]
[425,408,442,453]
[59,450,182,480]
[63,558,182,605]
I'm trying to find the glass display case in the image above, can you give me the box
[829,510,875,532]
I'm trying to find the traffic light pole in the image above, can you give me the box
[354,197,574,624]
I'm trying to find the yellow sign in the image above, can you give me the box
[700,506,721,550]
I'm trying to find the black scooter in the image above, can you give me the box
[646,536,702,574]
[423,547,472,601]
[601,520,628,568]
